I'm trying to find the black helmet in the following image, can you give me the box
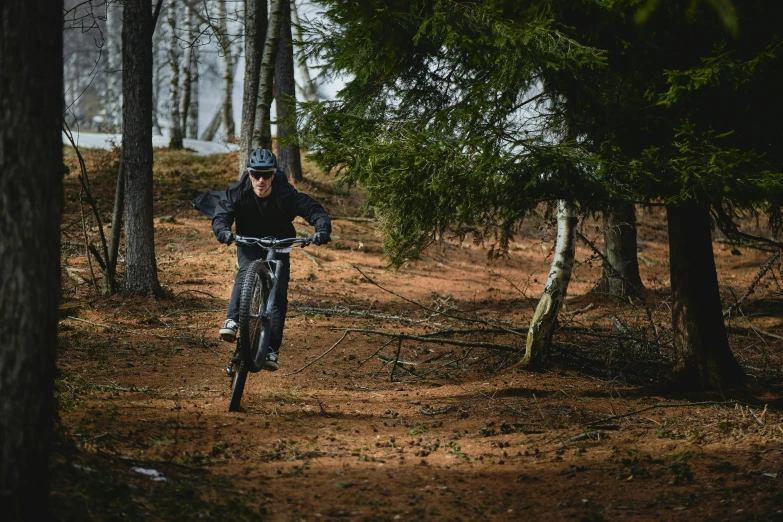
[247,148,277,170]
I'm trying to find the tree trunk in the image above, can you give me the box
[123,0,163,296]
[275,0,303,181]
[167,0,184,148]
[179,1,194,139]
[599,201,644,298]
[151,33,164,136]
[238,0,267,175]
[106,0,123,130]
[0,1,63,518]
[186,43,199,139]
[253,0,284,150]
[666,200,743,389]
[290,0,319,102]
[520,201,577,368]
[102,153,125,294]
[217,0,236,141]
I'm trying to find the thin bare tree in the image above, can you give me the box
[168,0,184,148]
[252,0,284,150]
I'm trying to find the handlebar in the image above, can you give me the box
[234,235,313,249]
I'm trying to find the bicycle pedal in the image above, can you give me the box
[225,364,235,378]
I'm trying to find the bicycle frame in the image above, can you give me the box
[235,235,313,354]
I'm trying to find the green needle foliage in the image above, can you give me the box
[300,0,609,264]
[299,0,783,265]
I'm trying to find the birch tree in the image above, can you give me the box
[216,0,236,140]
[0,1,63,517]
[105,0,123,130]
[179,2,197,139]
[521,201,577,368]
[252,0,284,150]
[291,0,318,102]
[168,0,184,148]
[238,0,267,174]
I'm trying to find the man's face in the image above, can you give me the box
[249,169,274,198]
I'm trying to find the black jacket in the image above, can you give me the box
[192,169,331,240]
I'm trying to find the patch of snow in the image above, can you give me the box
[63,131,238,156]
[132,467,168,482]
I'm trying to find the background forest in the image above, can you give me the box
[1,0,783,520]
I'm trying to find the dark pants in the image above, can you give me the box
[227,245,290,353]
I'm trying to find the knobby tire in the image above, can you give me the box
[238,260,271,373]
[229,361,248,412]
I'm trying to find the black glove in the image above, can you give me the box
[313,231,331,245]
[217,230,235,245]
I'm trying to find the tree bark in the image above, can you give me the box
[179,2,195,137]
[253,0,284,150]
[290,0,319,102]
[102,153,125,294]
[0,1,63,518]
[106,0,123,130]
[123,0,163,296]
[520,201,577,368]
[666,200,743,389]
[217,0,236,141]
[186,43,200,139]
[275,0,303,181]
[238,0,267,175]
[167,0,184,148]
[599,201,644,298]
[151,33,164,136]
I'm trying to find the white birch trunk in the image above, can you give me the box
[106,0,123,130]
[179,2,194,135]
[186,44,199,139]
[290,0,318,102]
[167,0,183,148]
[239,0,266,174]
[252,0,284,150]
[520,200,577,368]
[217,0,235,140]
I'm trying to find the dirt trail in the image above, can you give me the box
[54,149,783,521]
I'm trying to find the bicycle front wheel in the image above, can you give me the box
[229,362,248,412]
[238,260,272,373]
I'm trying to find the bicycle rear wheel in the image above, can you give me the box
[238,260,272,373]
[228,361,248,412]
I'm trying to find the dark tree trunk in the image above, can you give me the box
[238,0,267,176]
[0,0,63,518]
[599,201,644,298]
[275,0,303,182]
[123,0,162,296]
[666,200,743,390]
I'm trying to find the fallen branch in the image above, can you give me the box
[556,431,607,445]
[585,400,742,426]
[420,406,452,416]
[378,352,419,365]
[329,327,520,352]
[62,316,218,354]
[285,330,350,376]
[724,250,781,318]
[331,215,375,222]
[749,324,783,341]
[353,265,526,338]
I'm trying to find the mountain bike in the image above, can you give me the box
[228,235,313,412]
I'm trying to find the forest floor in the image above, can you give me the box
[53,146,783,521]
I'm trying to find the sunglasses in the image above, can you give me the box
[248,169,275,180]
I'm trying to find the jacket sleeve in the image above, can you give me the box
[292,192,332,234]
[211,186,237,237]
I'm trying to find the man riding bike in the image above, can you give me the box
[193,148,331,371]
